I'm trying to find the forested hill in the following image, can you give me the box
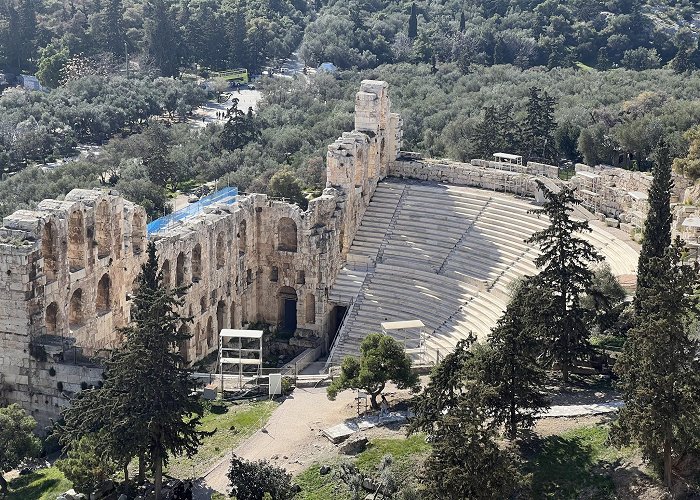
[301,0,700,71]
[2,0,700,81]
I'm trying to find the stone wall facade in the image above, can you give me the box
[0,80,402,428]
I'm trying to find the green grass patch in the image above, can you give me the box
[7,467,72,500]
[166,400,278,478]
[295,466,351,500]
[526,424,632,499]
[355,434,430,472]
[295,434,430,499]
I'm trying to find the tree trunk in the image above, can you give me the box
[138,453,145,485]
[154,453,163,500]
[562,362,569,385]
[664,435,673,491]
[509,400,517,440]
[123,462,129,483]
[0,473,8,498]
[370,392,380,410]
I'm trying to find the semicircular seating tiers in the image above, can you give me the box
[327,179,640,365]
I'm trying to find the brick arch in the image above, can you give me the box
[161,260,171,288]
[176,252,186,286]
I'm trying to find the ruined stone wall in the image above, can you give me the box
[0,80,402,427]
[0,190,145,427]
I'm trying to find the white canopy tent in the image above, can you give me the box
[219,329,264,392]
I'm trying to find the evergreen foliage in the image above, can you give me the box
[612,239,700,489]
[636,140,673,301]
[483,279,550,439]
[327,333,419,409]
[0,404,41,497]
[524,86,557,162]
[55,433,117,494]
[527,182,602,383]
[60,242,202,499]
[227,455,295,500]
[407,3,418,39]
[409,339,522,498]
[219,98,258,152]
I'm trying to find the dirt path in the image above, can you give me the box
[200,386,359,495]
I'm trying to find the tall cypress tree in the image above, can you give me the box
[144,0,180,77]
[61,242,202,500]
[483,278,550,439]
[613,239,700,490]
[635,140,672,307]
[527,182,602,383]
[524,86,557,162]
[408,3,418,39]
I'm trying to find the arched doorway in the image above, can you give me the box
[278,286,297,334]
[69,289,84,329]
[46,302,59,334]
[96,274,111,315]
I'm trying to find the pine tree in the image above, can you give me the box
[612,239,700,490]
[635,140,672,308]
[104,0,125,55]
[61,242,202,499]
[144,0,180,77]
[524,86,557,162]
[471,105,498,158]
[527,182,602,383]
[409,339,522,498]
[459,11,465,32]
[408,3,418,39]
[483,278,550,439]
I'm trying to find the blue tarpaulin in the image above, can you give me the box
[147,186,238,234]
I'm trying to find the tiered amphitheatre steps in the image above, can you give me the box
[327,179,639,365]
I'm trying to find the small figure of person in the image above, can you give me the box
[380,394,389,418]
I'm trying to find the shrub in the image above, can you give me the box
[227,455,294,500]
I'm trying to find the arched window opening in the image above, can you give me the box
[216,233,225,269]
[278,218,298,252]
[46,302,59,334]
[42,221,58,283]
[69,289,84,329]
[132,212,145,256]
[230,302,236,329]
[161,260,171,288]
[96,274,111,314]
[176,252,185,286]
[191,244,202,282]
[68,211,85,272]
[206,316,214,349]
[306,294,316,324]
[200,295,208,314]
[238,220,247,256]
[96,200,112,259]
